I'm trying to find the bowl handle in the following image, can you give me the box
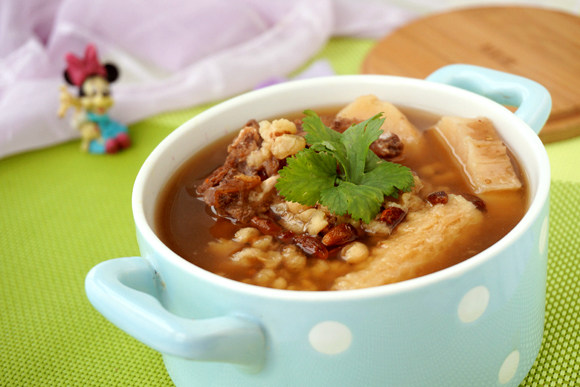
[426,64,552,134]
[85,257,265,372]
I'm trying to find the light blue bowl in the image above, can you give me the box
[86,65,551,386]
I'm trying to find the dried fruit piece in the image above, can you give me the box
[460,193,487,212]
[293,234,329,259]
[250,216,282,236]
[321,223,358,247]
[370,133,404,159]
[379,206,407,227]
[277,230,295,243]
[427,191,449,205]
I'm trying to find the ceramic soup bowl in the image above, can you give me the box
[86,64,551,387]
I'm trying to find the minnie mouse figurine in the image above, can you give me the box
[58,44,130,154]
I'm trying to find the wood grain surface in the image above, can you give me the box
[361,6,580,143]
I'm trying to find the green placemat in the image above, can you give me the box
[545,136,580,183]
[521,181,580,386]
[1,37,579,386]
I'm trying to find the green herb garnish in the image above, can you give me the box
[275,110,414,223]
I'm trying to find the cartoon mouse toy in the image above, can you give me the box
[58,44,130,154]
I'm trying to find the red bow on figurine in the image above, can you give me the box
[64,44,107,86]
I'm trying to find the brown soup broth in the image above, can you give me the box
[155,106,528,289]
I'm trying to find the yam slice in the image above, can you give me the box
[332,194,483,290]
[337,95,422,146]
[431,116,522,193]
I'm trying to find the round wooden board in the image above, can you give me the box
[361,6,580,143]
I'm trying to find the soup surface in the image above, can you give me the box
[156,96,527,291]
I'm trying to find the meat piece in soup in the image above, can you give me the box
[155,95,527,291]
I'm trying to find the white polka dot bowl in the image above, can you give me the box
[85,65,551,387]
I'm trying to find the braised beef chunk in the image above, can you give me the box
[196,165,228,195]
[260,157,280,178]
[226,126,262,174]
[244,119,259,130]
[370,133,403,159]
[200,171,261,222]
[196,125,265,223]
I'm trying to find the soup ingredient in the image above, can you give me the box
[196,125,265,222]
[431,116,522,193]
[378,205,407,226]
[340,242,369,264]
[460,192,487,212]
[426,191,449,205]
[370,132,404,159]
[293,234,329,260]
[337,94,422,146]
[197,118,305,223]
[276,111,415,223]
[332,194,484,290]
[321,223,358,247]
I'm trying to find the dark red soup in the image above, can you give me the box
[156,96,527,291]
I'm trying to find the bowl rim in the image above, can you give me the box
[132,74,551,301]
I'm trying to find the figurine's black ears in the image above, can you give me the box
[63,64,118,86]
[104,63,119,83]
[63,70,75,86]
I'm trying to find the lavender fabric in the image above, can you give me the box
[0,0,416,159]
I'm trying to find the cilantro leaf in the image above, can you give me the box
[302,110,342,145]
[340,114,384,184]
[303,111,384,183]
[275,148,337,206]
[275,110,415,223]
[365,149,382,172]
[302,110,349,178]
[360,162,414,198]
[320,181,384,224]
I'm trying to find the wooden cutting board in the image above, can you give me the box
[361,6,580,143]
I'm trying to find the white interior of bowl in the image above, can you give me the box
[132,75,550,300]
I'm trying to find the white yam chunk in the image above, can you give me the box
[431,116,522,193]
[337,95,422,146]
[332,194,483,290]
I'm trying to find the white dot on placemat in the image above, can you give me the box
[498,350,520,384]
[539,217,549,256]
[458,285,490,323]
[309,321,352,355]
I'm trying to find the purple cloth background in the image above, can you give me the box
[0,0,416,158]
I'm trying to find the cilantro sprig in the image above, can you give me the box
[275,110,414,223]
